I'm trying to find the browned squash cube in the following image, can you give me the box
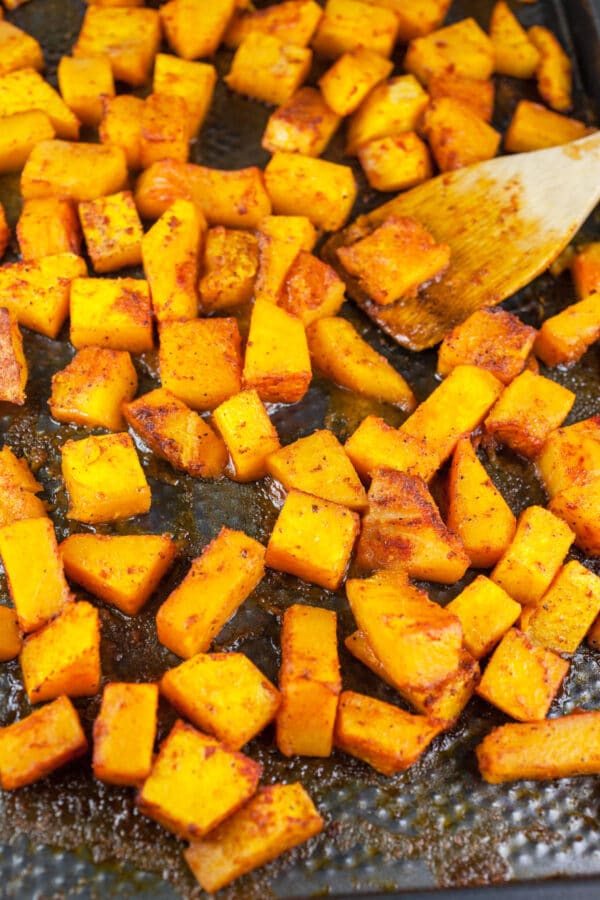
[226,33,312,106]
[524,561,600,655]
[140,93,190,168]
[21,140,127,203]
[422,97,501,171]
[0,696,87,791]
[0,446,45,530]
[225,0,323,49]
[0,308,27,406]
[428,73,494,122]
[572,243,600,300]
[504,100,592,153]
[73,7,161,86]
[0,606,22,662]
[278,251,345,325]
[123,388,228,479]
[212,389,280,482]
[243,298,311,404]
[529,25,572,113]
[446,575,521,660]
[79,190,143,273]
[0,68,79,140]
[137,720,262,838]
[311,0,398,59]
[404,18,494,85]
[266,490,359,590]
[0,110,56,175]
[153,54,217,137]
[489,2,539,79]
[346,75,430,156]
[344,415,431,482]
[535,416,600,499]
[366,0,451,43]
[264,152,357,232]
[161,652,280,750]
[262,87,340,157]
[99,94,144,170]
[160,0,236,60]
[0,19,43,76]
[159,318,242,411]
[358,132,433,192]
[20,600,101,703]
[535,294,600,367]
[318,47,393,116]
[93,682,158,786]
[50,347,137,431]
[57,55,115,127]
[198,227,259,313]
[17,197,81,260]
[254,214,316,304]
[70,277,153,353]
[550,478,600,557]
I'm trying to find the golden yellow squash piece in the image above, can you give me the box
[489,1,540,79]
[0,308,27,406]
[212,389,280,482]
[421,97,501,172]
[311,0,398,59]
[243,298,311,404]
[140,93,190,168]
[79,190,143,274]
[529,24,572,112]
[198,227,258,313]
[93,683,158,786]
[57,55,115,127]
[0,110,55,175]
[572,242,600,300]
[0,68,79,139]
[21,140,127,203]
[535,416,600,499]
[153,54,217,137]
[0,19,43,77]
[226,32,312,106]
[264,152,357,232]
[504,100,592,153]
[160,0,236,60]
[279,251,345,325]
[254,214,316,304]
[70,277,153,353]
[0,446,46,531]
[17,197,81,260]
[357,132,433,193]
[225,0,323,49]
[344,415,431,482]
[318,47,393,116]
[0,253,86,339]
[99,94,144,170]
[262,87,341,157]
[535,293,600,368]
[0,606,22,662]
[428,73,495,122]
[362,0,450,43]
[446,575,521,660]
[525,561,600,655]
[346,75,429,156]
[73,6,161,86]
[404,17,494,85]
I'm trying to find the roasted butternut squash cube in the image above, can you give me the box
[20,600,101,703]
[0,309,27,406]
[276,604,340,757]
[266,429,367,511]
[159,318,242,411]
[50,347,137,432]
[79,190,143,273]
[161,652,280,750]
[0,19,43,76]
[0,110,55,174]
[364,0,450,43]
[0,68,78,140]
[0,253,86,339]
[226,33,311,106]
[491,505,574,605]
[279,251,345,325]
[535,293,600,368]
[0,446,45,530]
[485,370,575,458]
[489,2,539,79]
[160,0,236,60]
[529,25,572,113]
[254,214,316,303]
[572,243,600,300]
[86,0,145,5]
[447,437,516,568]
[0,606,22,662]
[198,227,258,313]
[212,389,280,482]
[335,691,442,775]
[243,298,311,404]
[504,100,591,153]
[0,696,87,791]
[99,94,144,170]
[428,73,494,122]
[422,97,501,171]
[124,388,228,479]
[225,0,322,49]
[61,432,151,524]
[550,479,600,557]
[476,627,568,721]
[17,197,81,260]
[185,783,323,894]
[262,87,340,157]
[318,47,393,116]
[57,55,114,127]
[0,203,7,262]
[156,527,265,658]
[264,152,357,232]
[140,93,190,168]
[153,54,217,137]
[358,132,433,192]
[266,489,359,590]
[60,532,177,616]
[404,18,494,85]
[311,0,398,59]
[73,7,161,86]
[138,720,262,838]
[70,277,153,353]
[346,75,429,156]
[93,682,158,786]
[21,140,127,203]
[446,575,521,660]
[337,215,450,305]
[524,561,600,655]
[535,416,600,499]
[344,415,433,482]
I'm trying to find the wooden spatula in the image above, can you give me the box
[323,131,600,351]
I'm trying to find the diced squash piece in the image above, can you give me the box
[212,389,280,482]
[266,429,367,510]
[198,227,258,313]
[61,533,177,616]
[73,7,161,86]
[61,432,151,524]
[86,0,146,6]
[0,253,86,339]
[335,691,442,775]
[489,2,539,79]
[421,98,501,171]
[311,0,398,59]
[528,25,572,112]
[278,251,345,325]
[0,203,7,261]
[534,293,600,367]
[160,0,236,60]
[572,243,600,300]
[550,479,600,557]
[266,489,359,590]
[123,388,228,479]
[265,152,357,232]
[346,75,429,156]
[428,74,494,122]
[138,720,262,838]
[185,783,323,894]
[0,68,79,140]
[0,309,27,405]
[79,190,143,273]
[485,370,575,458]
[344,415,433,482]
[358,132,433,192]
[159,318,242,411]
[140,93,190,168]
[153,54,217,136]
[363,0,450,43]
[0,446,45,530]
[0,19,43,76]
[225,0,323,49]
[476,627,568,721]
[93,683,158,786]
[504,100,592,153]
[0,110,55,174]
[20,600,101,703]
[254,214,316,304]
[356,469,470,582]
[70,277,153,353]
[57,55,114,127]
[535,416,600,499]
[446,437,516,568]
[524,561,600,655]
[242,298,311,404]
[50,347,137,432]
[307,316,416,411]
[156,527,265,659]
[437,307,537,384]
[21,140,127,203]
[0,606,22,662]
[262,87,340,157]
[17,197,81,260]
[225,33,312,106]
[446,575,521,660]
[318,47,393,116]
[0,696,87,791]
[99,94,144,170]
[491,505,574,605]
[161,652,280,750]
[277,604,340,757]
[404,18,494,85]
[477,711,600,784]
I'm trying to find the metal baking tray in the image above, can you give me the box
[1,1,599,898]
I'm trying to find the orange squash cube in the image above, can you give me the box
[93,682,158,786]
[529,25,572,112]
[535,416,600,499]
[346,75,430,156]
[225,0,323,49]
[422,98,501,171]
[344,415,432,482]
[140,93,190,168]
[404,17,494,85]
[153,54,217,137]
[0,203,7,261]
[0,19,43,76]
[0,446,45,530]
[572,243,600,300]
[550,479,600,557]
[254,214,316,304]
[160,0,236,60]
[0,606,22,662]
[70,277,153,353]
[61,432,151,524]
[0,253,86,339]
[156,527,265,659]
[311,0,398,59]
[525,561,600,655]
[99,94,144,170]
[358,132,433,192]
[212,389,280,482]
[264,152,357,232]
[278,251,345,325]
[428,73,494,122]
[226,33,312,106]
[446,575,521,660]
[364,0,450,43]
[0,68,79,140]
[243,298,311,404]
[0,308,27,406]
[504,100,592,153]
[50,347,137,432]
[262,87,341,157]
[79,190,143,273]
[57,55,115,127]
[17,197,81,260]
[277,604,341,757]
[318,47,393,116]
[198,227,259,313]
[21,139,127,203]
[73,7,161,86]
[489,2,539,79]
[535,294,600,368]
[61,533,177,616]
[0,110,56,174]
